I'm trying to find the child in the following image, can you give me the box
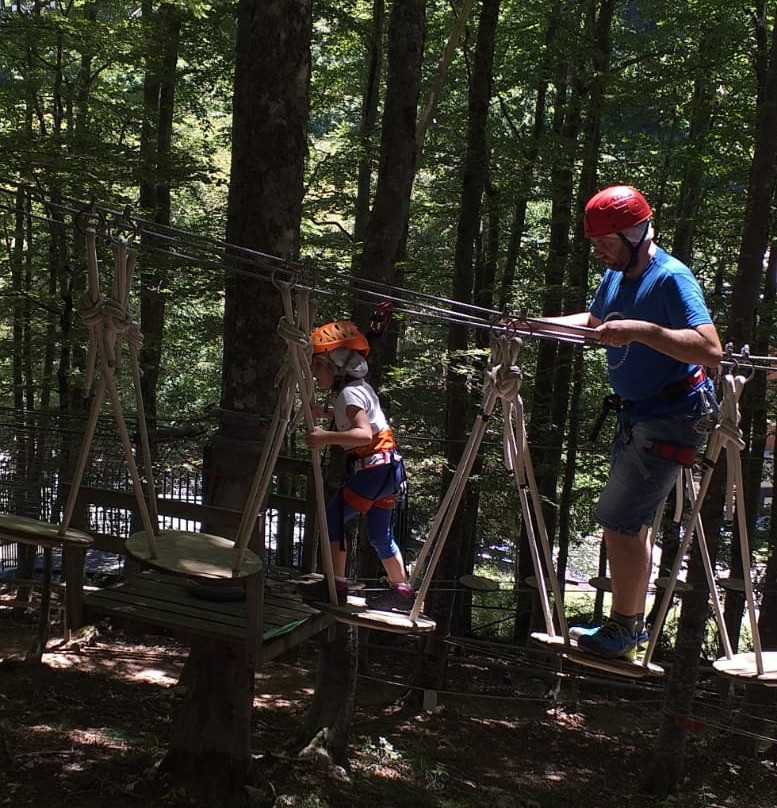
[297,320,414,611]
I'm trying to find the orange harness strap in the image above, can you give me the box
[342,488,396,513]
[350,427,396,458]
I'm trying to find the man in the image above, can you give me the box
[548,185,722,659]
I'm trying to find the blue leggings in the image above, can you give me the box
[325,461,404,559]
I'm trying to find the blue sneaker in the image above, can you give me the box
[570,623,648,646]
[575,620,644,660]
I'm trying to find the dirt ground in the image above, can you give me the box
[1,606,776,808]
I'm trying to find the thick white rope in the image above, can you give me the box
[276,295,339,606]
[231,284,314,574]
[493,334,569,639]
[643,373,751,668]
[407,369,499,621]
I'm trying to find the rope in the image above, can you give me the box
[642,372,753,670]
[57,229,160,557]
[276,286,340,607]
[231,284,316,575]
[408,331,564,631]
[492,332,568,639]
[407,358,500,621]
[3,181,777,382]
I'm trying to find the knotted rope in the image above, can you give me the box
[59,231,159,555]
[488,333,568,638]
[231,285,319,575]
[273,286,339,606]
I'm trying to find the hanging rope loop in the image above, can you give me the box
[485,333,523,401]
[276,314,312,391]
[76,290,106,327]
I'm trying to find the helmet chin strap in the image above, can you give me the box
[617,220,650,272]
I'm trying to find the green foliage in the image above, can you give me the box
[0,0,773,614]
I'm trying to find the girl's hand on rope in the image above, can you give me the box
[305,427,331,450]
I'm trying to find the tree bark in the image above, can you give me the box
[355,0,425,383]
[420,0,501,677]
[649,10,777,794]
[160,638,255,805]
[645,466,726,797]
[160,2,312,804]
[350,0,384,278]
[296,624,359,767]
[518,1,589,641]
[139,1,182,432]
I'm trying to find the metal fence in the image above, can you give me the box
[0,407,310,576]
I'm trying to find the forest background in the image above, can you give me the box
[0,0,777,804]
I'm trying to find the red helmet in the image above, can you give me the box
[583,185,652,239]
[310,321,369,357]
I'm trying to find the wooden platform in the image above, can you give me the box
[713,652,777,686]
[0,514,93,548]
[0,513,93,636]
[314,598,436,634]
[531,632,664,679]
[83,569,334,662]
[126,529,262,580]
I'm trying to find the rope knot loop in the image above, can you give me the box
[486,334,523,400]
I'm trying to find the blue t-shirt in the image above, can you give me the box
[588,246,714,421]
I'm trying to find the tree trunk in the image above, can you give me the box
[719,2,777,715]
[350,0,384,277]
[160,639,255,805]
[161,2,312,803]
[650,15,777,792]
[645,465,726,797]
[418,0,501,680]
[139,1,182,432]
[355,0,425,382]
[670,23,720,266]
[518,2,587,641]
[296,624,359,767]
[498,8,557,309]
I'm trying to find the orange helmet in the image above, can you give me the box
[583,185,652,239]
[310,321,369,357]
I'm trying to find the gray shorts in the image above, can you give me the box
[594,414,708,537]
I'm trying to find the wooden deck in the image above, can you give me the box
[83,570,334,663]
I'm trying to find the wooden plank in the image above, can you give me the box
[99,571,318,624]
[115,571,249,614]
[86,586,302,637]
[83,570,332,650]
[85,591,246,642]
[0,514,93,547]
[713,652,777,686]
[459,574,499,591]
[530,632,664,679]
[314,600,436,634]
[85,588,246,631]
[263,613,333,661]
[125,530,262,581]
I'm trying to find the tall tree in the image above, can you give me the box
[159,1,312,804]
[647,3,777,797]
[138,1,182,432]
[354,0,426,379]
[429,0,501,644]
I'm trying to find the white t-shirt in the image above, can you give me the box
[333,380,389,449]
